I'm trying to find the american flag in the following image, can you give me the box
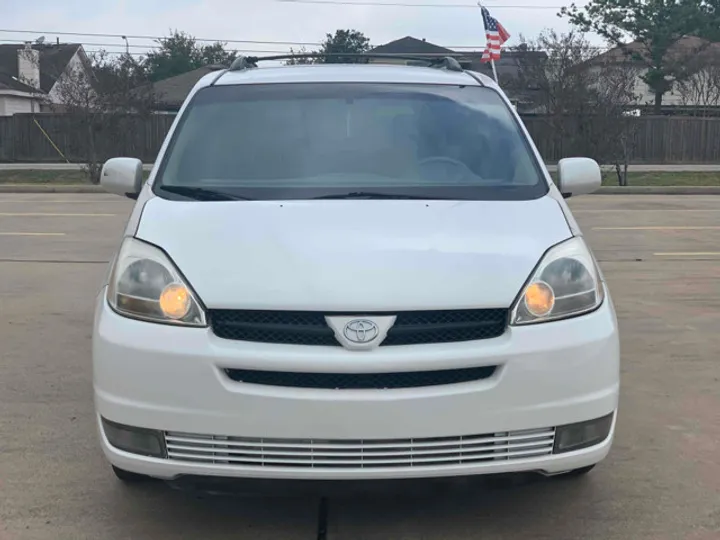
[480,6,511,63]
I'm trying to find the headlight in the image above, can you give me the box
[511,237,604,325]
[107,237,206,326]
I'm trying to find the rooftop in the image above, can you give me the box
[0,43,82,93]
[143,65,219,109]
[370,36,455,57]
[0,71,43,93]
[590,35,720,65]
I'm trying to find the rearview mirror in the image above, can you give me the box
[100,158,144,199]
[557,158,601,198]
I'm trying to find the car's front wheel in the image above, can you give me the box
[112,465,152,483]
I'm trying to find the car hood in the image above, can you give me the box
[135,196,572,311]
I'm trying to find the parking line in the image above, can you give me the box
[0,212,115,217]
[0,232,66,236]
[655,252,720,257]
[574,209,720,213]
[0,200,124,204]
[593,226,720,231]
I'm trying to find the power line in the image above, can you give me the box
[82,49,294,57]
[276,0,563,7]
[0,28,322,47]
[2,39,614,55]
[84,49,621,60]
[0,39,292,53]
[451,45,609,50]
[0,38,565,52]
[0,28,615,54]
[0,37,614,53]
[83,50,147,57]
[1,39,153,49]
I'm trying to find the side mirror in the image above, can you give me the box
[100,158,144,199]
[557,157,601,198]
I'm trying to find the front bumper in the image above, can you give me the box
[93,287,620,481]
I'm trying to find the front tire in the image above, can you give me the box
[112,465,151,483]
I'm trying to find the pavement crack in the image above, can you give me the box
[316,497,329,540]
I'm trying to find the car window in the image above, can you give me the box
[156,82,547,201]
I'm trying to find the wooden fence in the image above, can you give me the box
[0,114,177,163]
[1,113,719,164]
[523,115,720,165]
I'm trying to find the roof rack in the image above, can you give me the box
[227,53,465,72]
[429,57,463,72]
[228,56,259,71]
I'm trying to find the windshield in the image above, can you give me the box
[154,83,548,201]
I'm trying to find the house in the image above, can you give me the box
[369,37,547,112]
[0,42,93,116]
[584,36,720,112]
[369,36,456,64]
[136,38,546,114]
[457,50,548,112]
[135,66,220,113]
[143,41,455,110]
[0,70,43,115]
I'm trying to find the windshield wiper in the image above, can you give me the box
[313,191,450,200]
[159,185,253,201]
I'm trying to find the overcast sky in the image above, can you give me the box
[3,0,598,55]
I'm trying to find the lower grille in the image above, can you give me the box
[208,308,508,346]
[165,428,556,470]
[209,310,336,346]
[223,366,497,390]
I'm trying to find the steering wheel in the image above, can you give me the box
[417,156,476,183]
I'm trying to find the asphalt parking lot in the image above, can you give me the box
[1,193,719,540]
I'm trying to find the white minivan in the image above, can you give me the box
[93,57,620,488]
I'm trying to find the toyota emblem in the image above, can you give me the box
[343,319,380,344]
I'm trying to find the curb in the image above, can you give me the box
[0,185,719,195]
[0,185,105,193]
[595,186,720,195]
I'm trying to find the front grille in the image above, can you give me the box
[208,308,508,346]
[223,366,497,389]
[165,428,555,470]
[208,310,337,346]
[386,309,508,346]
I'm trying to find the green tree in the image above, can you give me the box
[144,30,236,81]
[318,29,371,63]
[285,46,317,65]
[93,52,151,94]
[560,0,720,113]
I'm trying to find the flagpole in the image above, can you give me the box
[477,2,499,84]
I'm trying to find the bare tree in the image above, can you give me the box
[52,51,157,183]
[676,54,720,114]
[598,63,642,185]
[510,30,639,185]
[510,31,598,117]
